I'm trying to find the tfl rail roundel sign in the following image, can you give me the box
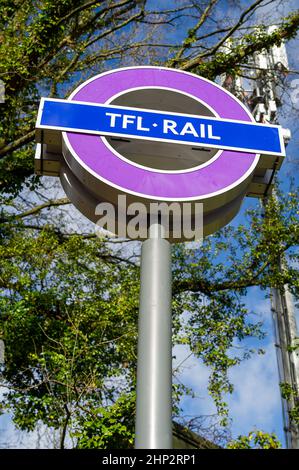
[35,66,285,240]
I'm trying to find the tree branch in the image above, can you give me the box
[56,0,134,27]
[181,10,299,76]
[83,9,145,49]
[0,130,35,159]
[0,198,71,222]
[200,0,267,59]
[173,240,296,296]
[60,403,71,449]
[168,0,219,67]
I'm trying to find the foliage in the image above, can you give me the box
[0,226,140,447]
[227,430,281,449]
[172,190,299,427]
[1,189,298,446]
[1,1,298,194]
[0,0,146,194]
[280,380,299,426]
[74,393,136,449]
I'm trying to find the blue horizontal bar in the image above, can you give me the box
[37,98,285,156]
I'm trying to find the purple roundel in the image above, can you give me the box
[64,67,258,201]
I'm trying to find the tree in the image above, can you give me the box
[227,430,281,449]
[0,0,299,448]
[0,227,141,448]
[1,1,299,194]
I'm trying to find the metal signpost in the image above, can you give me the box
[35,66,286,449]
[135,223,172,448]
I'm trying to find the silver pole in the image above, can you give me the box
[135,223,172,449]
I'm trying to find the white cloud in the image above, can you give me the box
[173,338,285,446]
[173,344,217,417]
[227,342,283,440]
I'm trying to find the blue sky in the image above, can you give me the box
[173,288,288,446]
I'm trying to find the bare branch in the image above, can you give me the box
[56,0,134,27]
[0,198,71,222]
[181,10,299,75]
[199,0,269,59]
[168,0,219,67]
[83,9,145,49]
